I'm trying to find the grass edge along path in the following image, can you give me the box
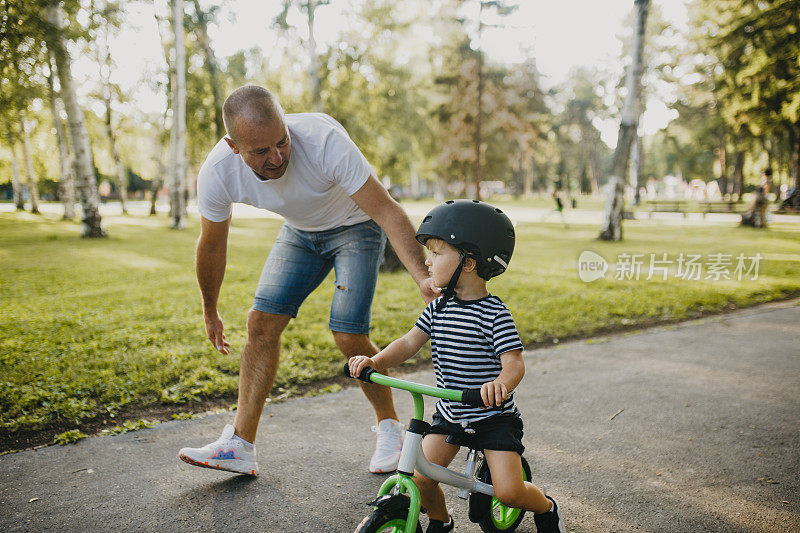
[1,209,800,453]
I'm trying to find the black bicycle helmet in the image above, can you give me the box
[417,199,515,311]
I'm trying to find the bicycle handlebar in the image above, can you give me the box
[343,363,486,408]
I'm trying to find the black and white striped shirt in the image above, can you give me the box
[414,295,524,424]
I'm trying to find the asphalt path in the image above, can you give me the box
[1,300,798,532]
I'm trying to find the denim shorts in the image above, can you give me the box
[253,220,387,334]
[428,411,525,455]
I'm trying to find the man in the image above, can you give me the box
[178,86,437,475]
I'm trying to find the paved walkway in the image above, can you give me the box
[2,300,799,532]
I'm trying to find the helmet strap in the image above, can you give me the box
[435,251,466,313]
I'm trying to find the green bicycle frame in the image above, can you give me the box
[361,371,493,533]
[368,372,462,420]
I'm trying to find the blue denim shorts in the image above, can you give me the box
[253,220,387,334]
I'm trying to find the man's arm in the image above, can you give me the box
[196,215,231,354]
[351,176,439,302]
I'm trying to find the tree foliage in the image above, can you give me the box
[2,0,799,212]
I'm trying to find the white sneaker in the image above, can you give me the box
[179,424,259,476]
[369,419,404,474]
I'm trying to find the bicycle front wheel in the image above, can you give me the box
[354,494,422,533]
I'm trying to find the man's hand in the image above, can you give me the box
[204,310,231,355]
[348,355,376,378]
[480,380,508,408]
[419,277,441,304]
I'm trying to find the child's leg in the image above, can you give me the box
[483,449,552,514]
[412,434,460,521]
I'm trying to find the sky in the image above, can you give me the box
[92,0,690,147]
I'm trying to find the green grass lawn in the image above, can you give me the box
[1,207,799,446]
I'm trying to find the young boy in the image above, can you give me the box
[349,200,565,533]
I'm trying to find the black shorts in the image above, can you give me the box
[428,412,525,455]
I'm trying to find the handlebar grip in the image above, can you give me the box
[342,362,375,383]
[460,388,486,408]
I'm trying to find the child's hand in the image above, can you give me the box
[480,380,508,408]
[348,355,376,378]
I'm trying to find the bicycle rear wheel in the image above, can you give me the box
[469,456,532,532]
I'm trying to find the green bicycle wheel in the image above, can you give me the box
[354,495,422,533]
[471,456,532,532]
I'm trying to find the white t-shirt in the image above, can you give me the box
[196,113,373,231]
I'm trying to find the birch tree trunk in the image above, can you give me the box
[150,1,173,216]
[104,96,128,214]
[716,133,728,198]
[18,112,41,213]
[733,149,745,201]
[169,0,187,229]
[44,3,105,237]
[97,14,128,214]
[589,134,601,195]
[46,52,76,219]
[7,136,25,211]
[149,134,166,215]
[274,1,329,111]
[632,132,644,205]
[600,177,625,241]
[599,0,649,241]
[306,3,322,112]
[472,1,485,201]
[191,0,224,137]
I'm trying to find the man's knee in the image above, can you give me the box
[331,331,373,356]
[247,309,289,341]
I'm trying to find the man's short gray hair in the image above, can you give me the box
[222,86,284,141]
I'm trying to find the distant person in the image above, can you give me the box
[178,85,438,476]
[761,167,773,195]
[541,189,568,228]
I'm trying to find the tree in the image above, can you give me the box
[168,0,187,229]
[555,67,610,195]
[502,57,551,197]
[320,0,435,191]
[149,0,174,216]
[600,0,650,241]
[5,137,25,210]
[274,0,331,112]
[46,51,77,219]
[44,1,105,237]
[698,0,800,189]
[17,110,41,213]
[468,0,518,199]
[1,0,45,214]
[90,0,128,214]
[190,0,224,139]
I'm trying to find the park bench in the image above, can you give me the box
[646,200,687,218]
[698,200,745,218]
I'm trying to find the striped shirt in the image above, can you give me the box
[414,295,524,424]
